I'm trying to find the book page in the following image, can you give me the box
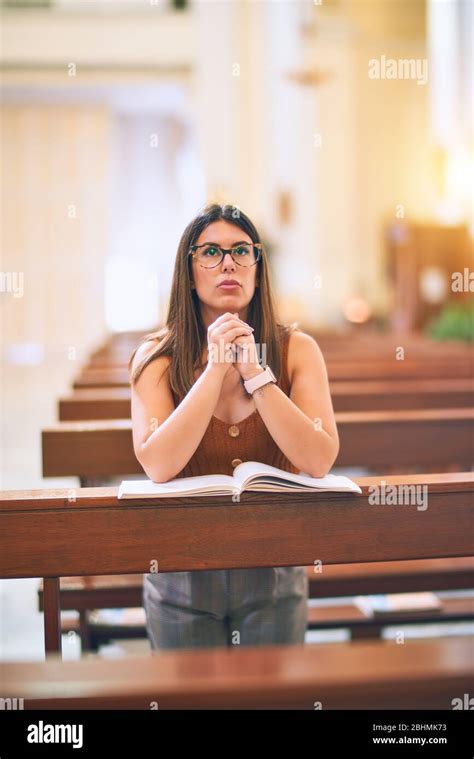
[233,461,362,493]
[118,474,235,498]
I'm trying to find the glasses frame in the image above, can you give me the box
[188,242,263,269]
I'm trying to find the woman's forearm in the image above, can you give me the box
[250,381,339,478]
[139,364,226,482]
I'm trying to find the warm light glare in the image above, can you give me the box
[419,266,448,304]
[342,296,372,324]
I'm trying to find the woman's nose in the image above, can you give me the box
[222,253,237,269]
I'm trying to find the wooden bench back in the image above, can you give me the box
[42,410,474,478]
[58,379,474,420]
[2,636,472,709]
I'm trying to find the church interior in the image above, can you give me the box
[1,0,473,726]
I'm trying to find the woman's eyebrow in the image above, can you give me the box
[201,240,251,246]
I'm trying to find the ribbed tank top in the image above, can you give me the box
[171,328,299,479]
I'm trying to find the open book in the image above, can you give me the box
[118,461,362,499]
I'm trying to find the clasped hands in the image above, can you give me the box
[207,311,264,381]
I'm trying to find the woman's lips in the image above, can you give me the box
[218,283,240,289]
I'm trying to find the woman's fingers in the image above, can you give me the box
[212,320,252,338]
[209,312,251,331]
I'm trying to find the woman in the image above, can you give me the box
[129,203,339,651]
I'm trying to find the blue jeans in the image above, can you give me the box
[143,567,309,650]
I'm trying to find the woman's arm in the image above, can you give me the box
[131,314,252,482]
[131,345,227,483]
[240,331,339,478]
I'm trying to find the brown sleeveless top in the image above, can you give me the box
[170,329,299,479]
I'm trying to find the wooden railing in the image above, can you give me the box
[1,473,472,657]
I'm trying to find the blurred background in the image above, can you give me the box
[0,0,473,662]
[1,0,473,490]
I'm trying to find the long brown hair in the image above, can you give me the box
[128,203,294,402]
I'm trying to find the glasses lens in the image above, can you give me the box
[230,244,257,266]
[195,245,222,267]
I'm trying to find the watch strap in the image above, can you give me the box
[243,365,276,395]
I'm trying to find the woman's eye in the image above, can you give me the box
[204,247,218,256]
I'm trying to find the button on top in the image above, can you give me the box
[232,458,242,467]
[228,425,240,437]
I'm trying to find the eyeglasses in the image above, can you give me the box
[188,242,263,268]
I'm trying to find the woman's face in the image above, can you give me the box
[190,220,259,322]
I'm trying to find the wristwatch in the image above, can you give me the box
[243,365,277,395]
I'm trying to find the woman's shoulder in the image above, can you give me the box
[129,330,172,383]
[283,325,324,382]
[280,322,318,350]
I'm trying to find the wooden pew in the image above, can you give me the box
[44,587,473,651]
[42,409,474,479]
[87,329,470,367]
[74,329,473,386]
[39,557,474,612]
[43,335,474,650]
[73,356,474,388]
[37,557,474,650]
[327,358,474,381]
[87,344,472,369]
[47,386,474,646]
[1,473,472,657]
[60,388,132,421]
[58,379,474,420]
[3,636,472,709]
[330,379,474,412]
[83,325,473,353]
